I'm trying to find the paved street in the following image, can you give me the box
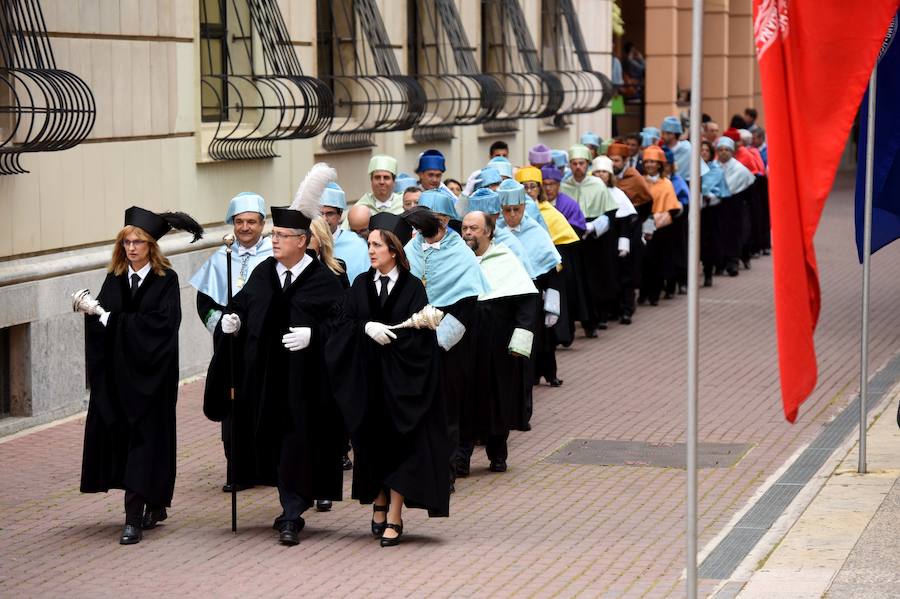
[2,175,899,598]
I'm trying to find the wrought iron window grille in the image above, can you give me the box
[199,0,333,162]
[0,0,96,176]
[481,0,563,133]
[541,0,614,127]
[409,0,505,143]
[317,0,426,151]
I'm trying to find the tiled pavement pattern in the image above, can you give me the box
[2,177,899,598]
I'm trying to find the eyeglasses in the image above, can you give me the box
[270,232,303,240]
[122,239,148,248]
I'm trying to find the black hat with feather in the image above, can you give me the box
[124,206,204,242]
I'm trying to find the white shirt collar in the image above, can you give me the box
[374,198,393,210]
[275,253,313,283]
[422,239,441,251]
[127,262,152,283]
[372,265,399,283]
[237,243,257,256]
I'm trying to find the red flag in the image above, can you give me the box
[755,0,900,422]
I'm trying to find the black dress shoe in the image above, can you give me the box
[649,298,659,306]
[597,321,608,330]
[549,378,563,387]
[663,291,674,300]
[703,275,713,288]
[342,455,353,471]
[380,521,403,547]
[489,459,507,472]
[119,524,142,545]
[619,315,632,325]
[454,458,470,477]
[742,259,752,270]
[727,268,739,277]
[762,249,770,256]
[315,499,332,512]
[371,503,388,537]
[584,328,598,338]
[637,296,647,305]
[222,482,253,493]
[714,267,726,276]
[141,507,167,530]
[278,519,304,546]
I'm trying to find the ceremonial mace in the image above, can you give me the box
[386,305,444,330]
[224,233,237,533]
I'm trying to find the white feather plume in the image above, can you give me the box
[290,162,337,219]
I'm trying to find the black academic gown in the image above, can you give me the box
[326,268,449,517]
[616,212,641,317]
[473,293,537,437]
[203,257,345,502]
[81,269,180,508]
[718,188,752,270]
[532,267,563,384]
[583,208,620,323]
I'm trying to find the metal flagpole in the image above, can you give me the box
[858,65,877,474]
[686,0,704,595]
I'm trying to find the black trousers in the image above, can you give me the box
[458,433,509,464]
[124,490,162,526]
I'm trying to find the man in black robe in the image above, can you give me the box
[460,211,538,472]
[189,192,272,492]
[204,168,346,546]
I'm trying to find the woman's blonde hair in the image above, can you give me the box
[309,217,345,275]
[109,225,171,276]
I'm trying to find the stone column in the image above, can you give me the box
[644,0,680,126]
[727,0,756,122]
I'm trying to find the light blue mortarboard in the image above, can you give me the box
[641,126,661,147]
[661,116,683,134]
[477,167,502,189]
[419,187,459,219]
[466,187,501,215]
[551,150,568,168]
[716,136,735,151]
[580,131,601,147]
[319,182,347,210]
[497,179,527,206]
[224,192,267,224]
[394,172,418,193]
[487,156,514,179]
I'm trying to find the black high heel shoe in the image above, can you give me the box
[371,503,388,537]
[380,520,403,547]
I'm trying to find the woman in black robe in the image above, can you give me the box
[78,206,202,545]
[326,212,449,547]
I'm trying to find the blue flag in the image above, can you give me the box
[856,11,900,263]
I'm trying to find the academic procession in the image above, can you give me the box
[4,0,900,597]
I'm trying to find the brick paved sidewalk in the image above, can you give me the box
[2,176,898,598]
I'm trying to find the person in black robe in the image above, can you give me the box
[326,212,449,547]
[204,165,347,546]
[460,211,538,472]
[79,206,203,545]
[190,194,271,494]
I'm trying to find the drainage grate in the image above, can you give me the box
[545,439,753,469]
[700,351,900,581]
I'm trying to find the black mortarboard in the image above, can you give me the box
[124,206,203,242]
[370,212,412,246]
[271,206,312,230]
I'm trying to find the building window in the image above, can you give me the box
[408,0,504,141]
[0,0,96,175]
[0,324,30,419]
[199,0,229,122]
[316,0,425,151]
[198,0,332,161]
[0,327,9,418]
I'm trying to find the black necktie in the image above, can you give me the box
[283,270,292,291]
[130,273,140,298]
[379,276,390,306]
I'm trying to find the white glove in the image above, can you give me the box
[100,312,111,327]
[364,321,397,346]
[617,237,630,257]
[282,326,311,351]
[221,313,241,334]
[544,312,559,327]
[707,194,721,207]
[588,215,610,237]
[543,288,561,316]
[464,169,482,196]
